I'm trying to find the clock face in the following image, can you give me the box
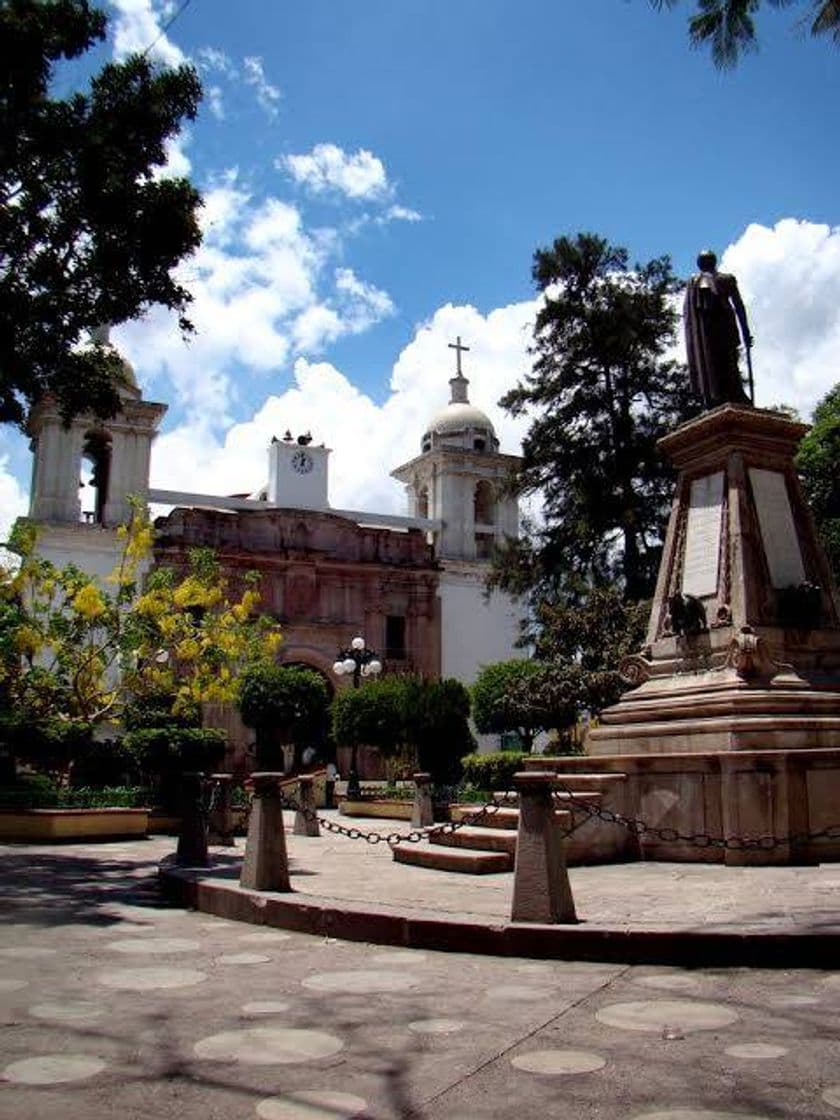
[291,449,314,475]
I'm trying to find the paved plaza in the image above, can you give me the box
[2,823,840,1119]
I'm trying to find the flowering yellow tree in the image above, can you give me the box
[0,510,281,735]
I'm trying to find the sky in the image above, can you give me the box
[3,0,840,539]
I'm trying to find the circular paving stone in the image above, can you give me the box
[511,1049,606,1075]
[239,932,292,945]
[823,1086,840,1110]
[630,1111,773,1120]
[724,1043,788,1060]
[0,978,28,993]
[302,970,419,994]
[408,1019,465,1035]
[3,1054,106,1085]
[98,966,208,991]
[194,1027,344,1065]
[0,946,56,960]
[216,953,271,965]
[633,974,703,994]
[256,1090,368,1120]
[242,1001,291,1016]
[30,1001,102,1023]
[106,937,201,955]
[595,1000,739,1034]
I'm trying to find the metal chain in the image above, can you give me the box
[271,787,518,847]
[549,779,840,851]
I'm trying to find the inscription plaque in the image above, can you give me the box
[749,468,806,588]
[682,471,724,598]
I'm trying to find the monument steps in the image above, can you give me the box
[430,825,518,855]
[392,844,512,874]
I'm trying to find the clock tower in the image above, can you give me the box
[266,434,330,510]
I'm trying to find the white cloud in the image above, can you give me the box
[243,56,282,119]
[149,299,536,516]
[195,46,235,77]
[720,219,840,416]
[207,85,225,121]
[281,144,390,201]
[108,0,185,67]
[381,204,423,224]
[0,455,28,544]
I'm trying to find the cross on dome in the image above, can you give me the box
[447,336,471,404]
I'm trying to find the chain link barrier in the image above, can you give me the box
[210,775,840,854]
[549,778,840,852]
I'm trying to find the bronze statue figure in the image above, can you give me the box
[683,250,753,409]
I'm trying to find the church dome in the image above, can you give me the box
[426,401,496,437]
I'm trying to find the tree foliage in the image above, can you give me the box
[0,0,203,427]
[796,382,840,583]
[494,233,697,605]
[238,662,330,770]
[651,1,840,68]
[331,678,405,760]
[471,660,589,751]
[0,513,281,779]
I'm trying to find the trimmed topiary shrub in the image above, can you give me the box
[459,751,526,792]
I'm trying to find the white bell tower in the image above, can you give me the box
[391,338,523,694]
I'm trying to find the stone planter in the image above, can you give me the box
[339,799,413,821]
[0,807,150,842]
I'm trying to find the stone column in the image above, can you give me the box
[511,771,577,924]
[207,773,235,847]
[176,772,209,867]
[293,775,320,837]
[411,772,433,828]
[240,772,291,892]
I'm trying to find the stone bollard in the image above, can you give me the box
[411,771,434,828]
[176,771,209,867]
[294,775,320,837]
[207,773,235,847]
[511,771,577,924]
[240,772,291,892]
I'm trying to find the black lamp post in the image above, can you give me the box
[332,635,382,799]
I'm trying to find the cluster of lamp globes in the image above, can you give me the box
[332,635,383,679]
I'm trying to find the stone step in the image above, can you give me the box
[520,770,628,790]
[493,790,603,806]
[392,843,512,874]
[431,826,518,855]
[449,805,573,831]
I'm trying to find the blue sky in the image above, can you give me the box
[2,0,840,533]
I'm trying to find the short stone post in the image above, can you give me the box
[207,773,235,847]
[411,772,434,828]
[176,771,209,867]
[240,772,291,892]
[294,775,320,837]
[511,771,577,924]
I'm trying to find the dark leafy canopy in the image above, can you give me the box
[0,0,202,428]
[496,233,697,603]
[796,382,840,583]
[238,662,331,769]
[471,660,588,752]
[651,1,840,68]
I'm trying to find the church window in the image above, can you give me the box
[417,486,429,519]
[474,481,495,527]
[385,615,407,660]
[473,437,486,451]
[80,430,111,524]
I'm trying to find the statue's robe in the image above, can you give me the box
[683,271,751,409]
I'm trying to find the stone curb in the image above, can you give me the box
[158,857,838,969]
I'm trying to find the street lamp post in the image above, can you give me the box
[332,635,382,799]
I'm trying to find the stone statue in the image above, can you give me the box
[683,250,753,409]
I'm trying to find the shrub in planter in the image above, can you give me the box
[0,712,94,783]
[123,726,227,809]
[459,751,526,793]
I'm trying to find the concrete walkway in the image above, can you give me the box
[2,832,840,1119]
[159,810,840,966]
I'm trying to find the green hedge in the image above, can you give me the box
[0,781,151,810]
[459,751,526,792]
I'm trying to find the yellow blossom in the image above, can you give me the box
[71,583,106,620]
[175,638,200,661]
[14,625,42,657]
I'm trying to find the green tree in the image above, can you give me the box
[401,677,474,784]
[472,660,586,752]
[796,383,840,583]
[651,1,840,68]
[495,233,697,604]
[237,663,330,770]
[1,0,202,428]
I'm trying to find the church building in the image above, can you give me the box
[24,333,523,761]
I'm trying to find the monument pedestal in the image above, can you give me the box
[591,405,840,757]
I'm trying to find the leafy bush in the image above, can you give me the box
[331,678,405,758]
[460,751,526,792]
[238,662,330,769]
[0,778,150,810]
[123,726,227,809]
[0,713,94,779]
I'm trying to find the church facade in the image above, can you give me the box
[24,335,523,760]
